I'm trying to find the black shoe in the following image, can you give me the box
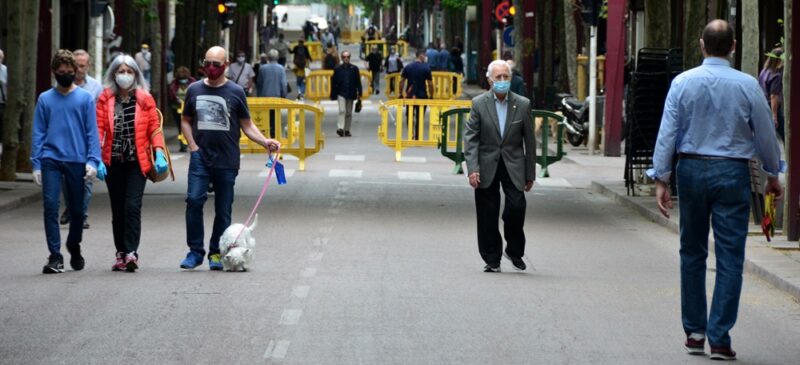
[179,143,187,152]
[344,131,352,137]
[67,245,85,271]
[503,252,527,271]
[59,211,70,225]
[82,217,90,229]
[336,129,344,137]
[483,264,501,273]
[43,256,65,274]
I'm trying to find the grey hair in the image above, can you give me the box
[104,54,148,93]
[268,49,279,61]
[73,49,90,59]
[485,59,511,79]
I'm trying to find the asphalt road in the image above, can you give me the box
[1,90,799,365]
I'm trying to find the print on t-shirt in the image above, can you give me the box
[196,95,230,131]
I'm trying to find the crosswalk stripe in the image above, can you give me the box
[397,171,432,181]
[329,169,363,178]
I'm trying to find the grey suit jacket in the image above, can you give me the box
[464,91,536,191]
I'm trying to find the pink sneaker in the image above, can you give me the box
[112,252,125,271]
[124,253,138,272]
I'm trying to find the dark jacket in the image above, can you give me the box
[331,63,362,100]
[510,70,526,98]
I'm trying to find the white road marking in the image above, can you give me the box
[263,340,291,359]
[171,154,185,160]
[279,309,303,325]
[397,171,432,181]
[329,169,363,178]
[400,156,426,163]
[300,268,317,277]
[335,154,366,161]
[282,155,299,160]
[309,251,324,261]
[292,285,310,299]
[535,178,572,188]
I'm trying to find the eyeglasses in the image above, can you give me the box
[202,60,224,68]
[342,56,350,59]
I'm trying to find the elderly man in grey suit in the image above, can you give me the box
[256,49,287,138]
[464,59,536,273]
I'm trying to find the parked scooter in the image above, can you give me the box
[556,93,589,147]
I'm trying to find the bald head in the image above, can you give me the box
[205,46,227,63]
[701,19,735,57]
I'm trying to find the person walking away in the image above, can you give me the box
[385,48,403,94]
[256,49,288,138]
[31,49,103,274]
[399,50,434,140]
[96,55,168,272]
[168,66,196,152]
[59,49,104,228]
[323,44,339,70]
[179,46,280,270]
[134,43,152,86]
[449,47,465,95]
[425,43,439,71]
[321,29,336,52]
[271,33,290,67]
[365,47,383,94]
[758,47,784,143]
[436,43,450,72]
[647,20,784,361]
[227,51,256,96]
[290,40,312,100]
[463,59,535,274]
[330,51,362,137]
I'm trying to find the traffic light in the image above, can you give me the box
[273,0,280,5]
[218,1,237,29]
[581,0,601,26]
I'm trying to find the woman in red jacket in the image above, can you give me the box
[97,55,168,272]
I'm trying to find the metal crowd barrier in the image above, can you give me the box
[304,70,373,105]
[240,97,325,171]
[289,41,323,62]
[378,99,472,161]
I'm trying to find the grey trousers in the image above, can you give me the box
[337,96,354,131]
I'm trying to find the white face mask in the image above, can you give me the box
[237,56,246,63]
[115,73,134,89]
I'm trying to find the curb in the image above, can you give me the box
[0,182,41,215]
[591,180,800,302]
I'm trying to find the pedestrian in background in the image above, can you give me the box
[365,47,383,94]
[758,47,784,143]
[256,49,288,138]
[0,50,6,149]
[323,44,339,70]
[31,49,102,274]
[384,47,402,94]
[648,20,784,361]
[399,50,433,140]
[425,43,439,70]
[330,51,361,137]
[59,49,103,229]
[464,59,535,273]
[96,55,167,272]
[179,46,280,270]
[504,57,527,99]
[449,47,465,95]
[271,33,290,67]
[227,50,256,96]
[134,42,152,86]
[290,39,312,100]
[168,66,196,152]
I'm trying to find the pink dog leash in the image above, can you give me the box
[234,149,282,243]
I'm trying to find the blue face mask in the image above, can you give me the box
[493,80,511,94]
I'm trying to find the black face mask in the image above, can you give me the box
[55,73,75,88]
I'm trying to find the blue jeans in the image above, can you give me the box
[677,158,751,348]
[41,158,86,259]
[185,151,238,258]
[296,76,306,96]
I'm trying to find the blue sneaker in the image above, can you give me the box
[208,253,223,271]
[180,251,203,269]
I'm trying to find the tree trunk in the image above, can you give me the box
[683,0,706,68]
[562,0,578,96]
[645,0,671,48]
[1,0,39,180]
[535,0,555,108]
[740,0,759,77]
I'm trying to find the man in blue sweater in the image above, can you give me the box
[31,50,103,274]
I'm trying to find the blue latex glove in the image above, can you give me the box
[155,150,168,174]
[97,162,107,181]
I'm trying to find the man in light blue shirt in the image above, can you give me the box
[646,20,783,361]
[256,49,287,138]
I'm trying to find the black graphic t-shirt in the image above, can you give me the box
[183,80,250,169]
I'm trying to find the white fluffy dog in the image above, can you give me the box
[219,214,257,272]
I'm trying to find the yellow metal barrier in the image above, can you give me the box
[241,97,325,171]
[384,72,463,100]
[364,40,388,58]
[378,99,472,161]
[304,69,373,104]
[395,40,409,58]
[576,55,606,101]
[289,41,323,62]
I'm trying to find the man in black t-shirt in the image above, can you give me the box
[400,50,434,140]
[179,46,280,271]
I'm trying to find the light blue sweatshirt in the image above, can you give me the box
[30,87,101,170]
